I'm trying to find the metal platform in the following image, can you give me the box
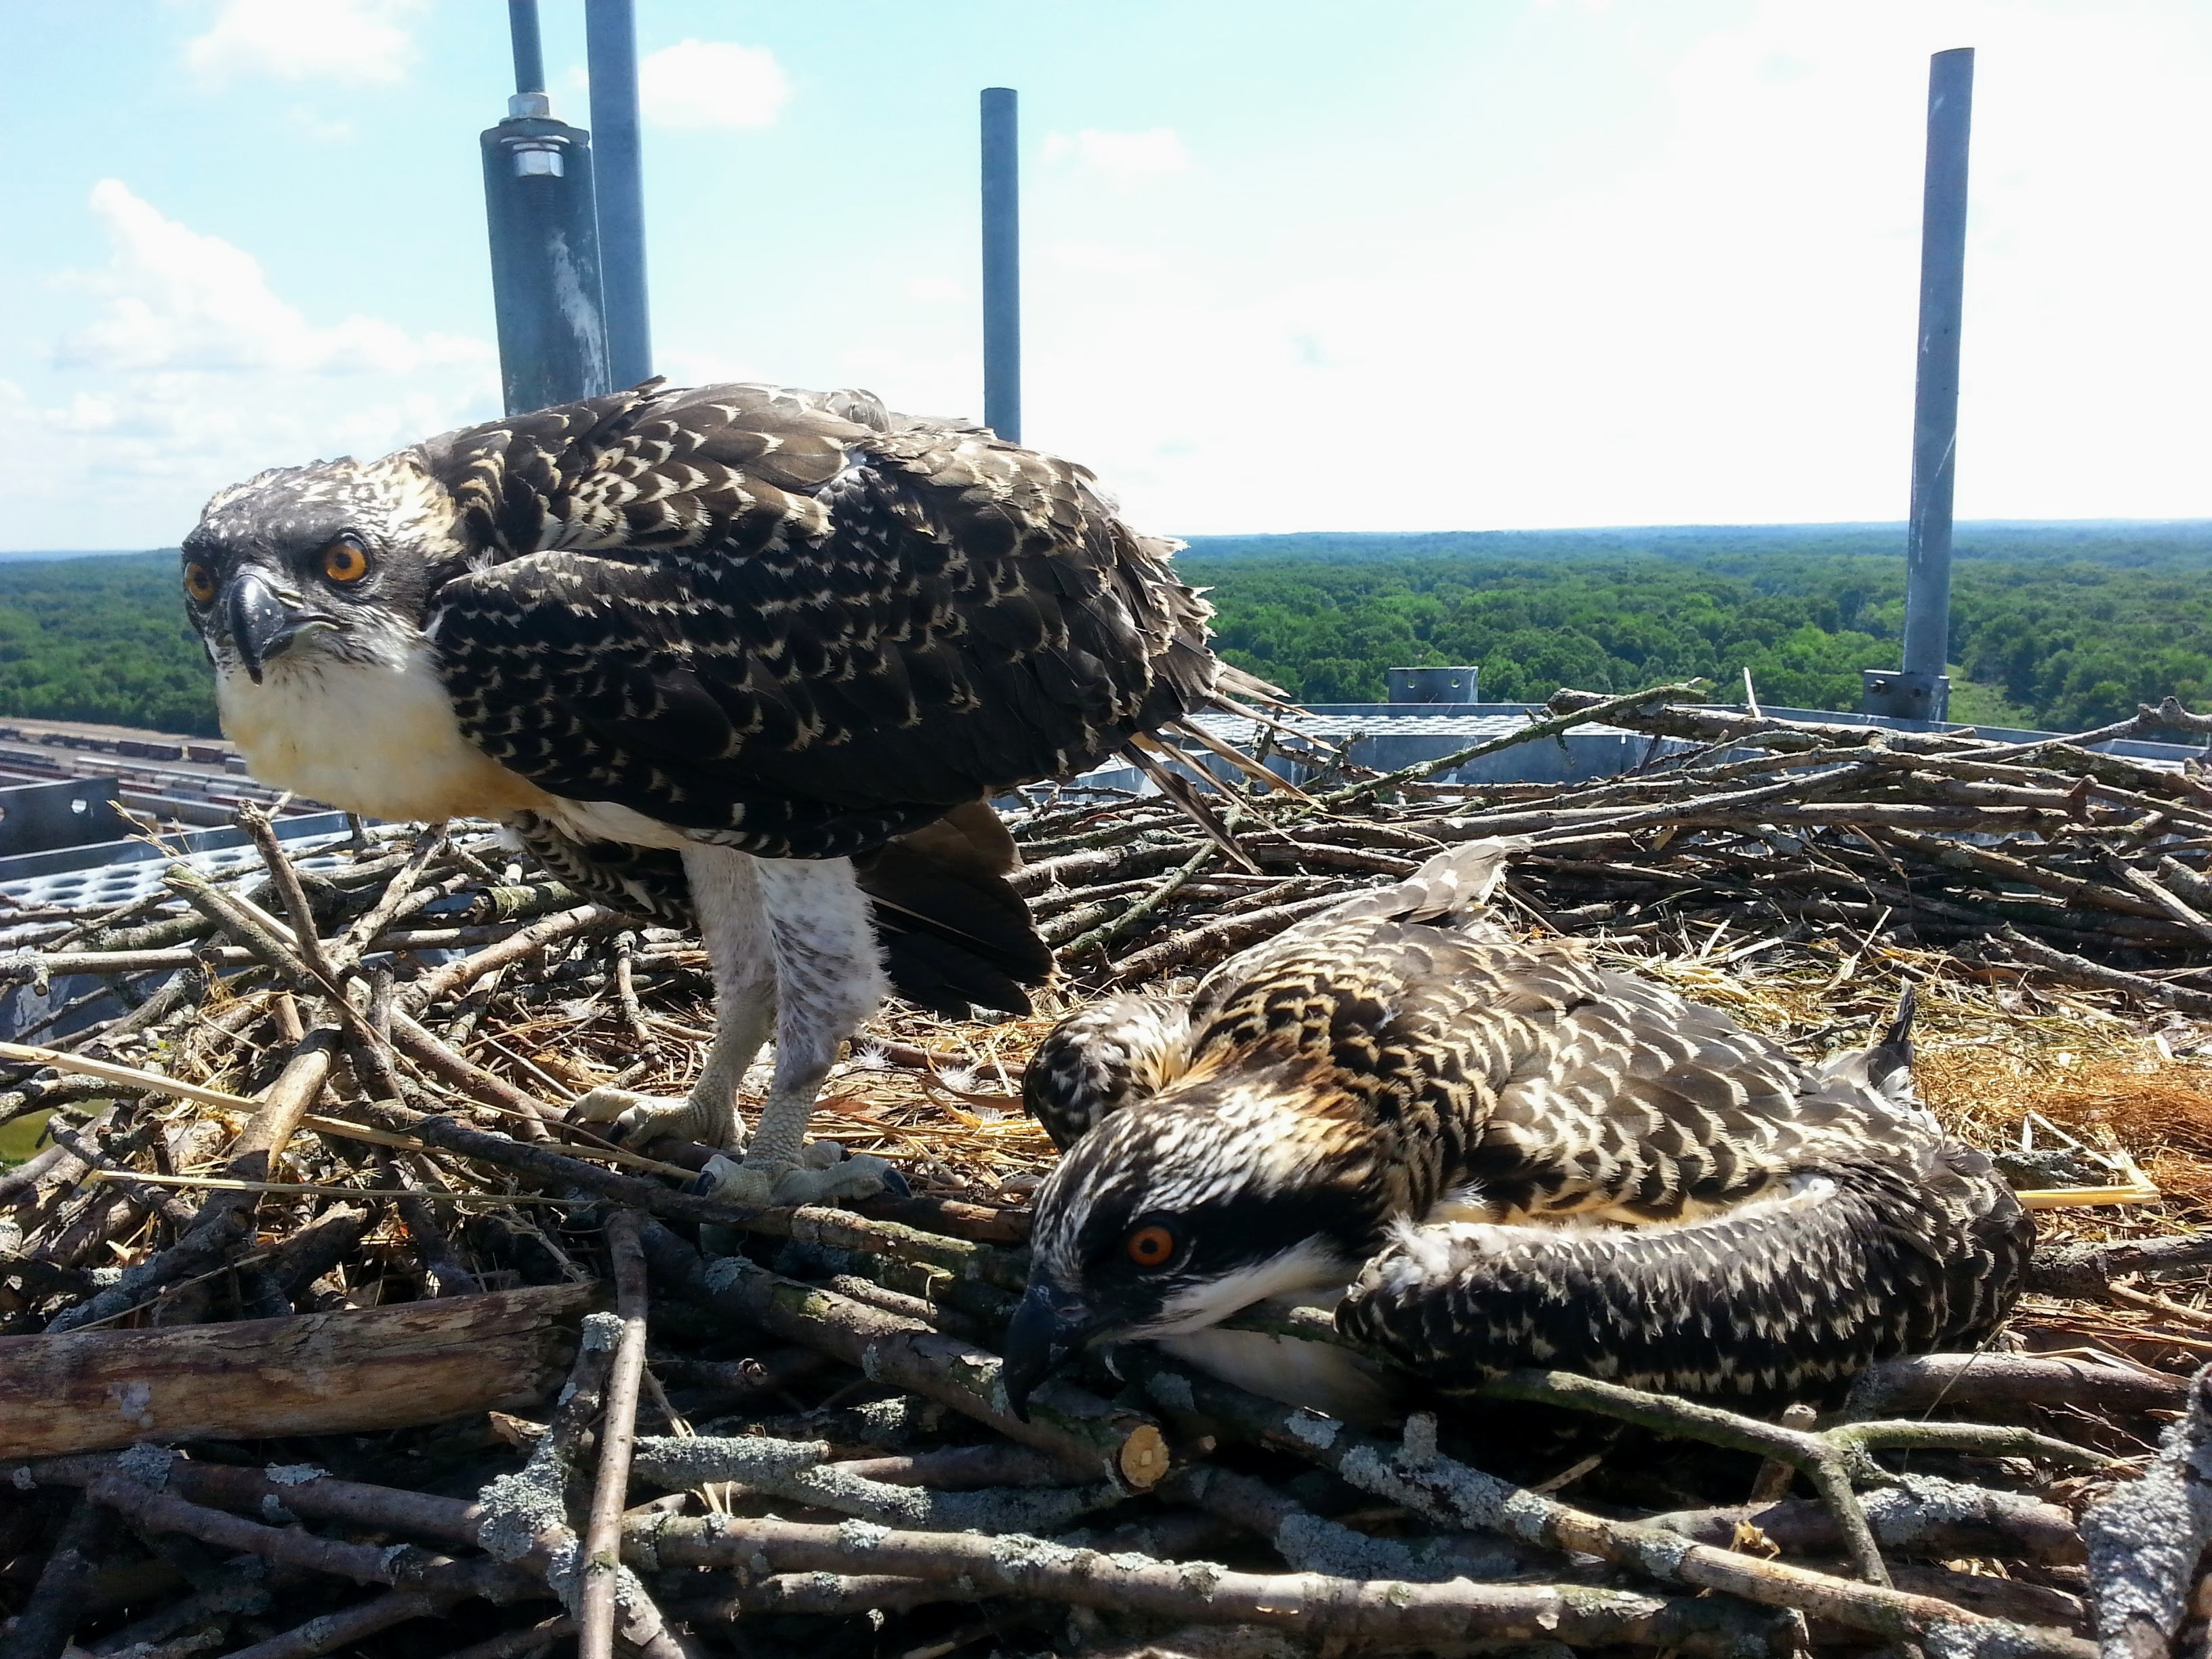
[0,812,363,914]
[1054,702,2212,800]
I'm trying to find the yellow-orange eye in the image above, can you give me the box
[321,538,370,583]
[183,562,217,605]
[1126,1224,1176,1269]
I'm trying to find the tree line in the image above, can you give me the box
[1180,524,2212,729]
[1,522,2207,739]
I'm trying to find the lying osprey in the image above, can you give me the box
[1006,840,2032,1420]
[183,382,1257,1204]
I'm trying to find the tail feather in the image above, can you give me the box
[1165,718,1317,804]
[518,801,1051,1021]
[1816,983,1921,1110]
[1309,837,1530,933]
[1120,743,1264,875]
[853,801,1053,1019]
[1210,661,1290,705]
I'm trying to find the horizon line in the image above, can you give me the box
[9,515,2212,559]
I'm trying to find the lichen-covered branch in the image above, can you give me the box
[627,1508,1803,1655]
[638,1220,1166,1490]
[2083,1364,2212,1659]
[1124,1350,2096,1659]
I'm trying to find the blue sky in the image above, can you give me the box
[2,1,2208,549]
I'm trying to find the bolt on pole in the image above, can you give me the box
[981,87,1021,443]
[1865,47,1973,724]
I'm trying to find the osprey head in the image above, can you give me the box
[181,453,466,683]
[1001,1074,1385,1418]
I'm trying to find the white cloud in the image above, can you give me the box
[638,40,790,130]
[58,180,486,378]
[0,182,494,545]
[1042,127,1193,191]
[182,0,420,85]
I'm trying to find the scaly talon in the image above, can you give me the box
[570,1086,733,1152]
[698,1145,907,1208]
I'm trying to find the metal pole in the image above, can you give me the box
[981,87,1021,443]
[1864,47,1973,724]
[508,0,545,96]
[586,0,652,388]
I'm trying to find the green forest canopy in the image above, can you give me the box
[5,521,2209,739]
[1180,523,2212,728]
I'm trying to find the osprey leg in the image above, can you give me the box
[708,855,903,1205]
[574,844,775,1148]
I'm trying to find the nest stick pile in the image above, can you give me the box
[0,687,2209,1659]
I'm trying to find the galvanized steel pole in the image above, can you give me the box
[1865,47,1973,724]
[586,0,653,389]
[508,0,545,96]
[981,87,1021,443]
[481,4,611,413]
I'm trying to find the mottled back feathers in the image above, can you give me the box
[417,382,1225,859]
[1023,840,2032,1402]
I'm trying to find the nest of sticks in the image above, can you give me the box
[1,684,2211,1659]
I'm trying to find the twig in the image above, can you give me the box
[84,1470,537,1598]
[1161,1462,1533,1583]
[638,1221,1171,1490]
[611,930,650,1044]
[578,1210,649,1659]
[218,1580,545,1659]
[1060,844,1214,960]
[1106,892,1343,985]
[474,1313,698,1659]
[398,905,617,1014]
[629,1433,1122,1532]
[2082,1364,2212,1659]
[80,1170,571,1204]
[382,1156,487,1293]
[2108,855,2212,948]
[1467,1368,1891,1584]
[1124,1350,2095,1659]
[238,802,340,986]
[1997,925,2212,1015]
[628,1507,1803,1654]
[332,820,451,970]
[1647,1473,2086,1567]
[1843,1351,2190,1419]
[1318,679,1709,806]
[388,1014,560,1143]
[16,1450,483,1549]
[0,1492,111,1659]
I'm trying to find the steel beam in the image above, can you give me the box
[586,0,652,388]
[508,1,545,96]
[981,87,1021,443]
[1866,47,1973,724]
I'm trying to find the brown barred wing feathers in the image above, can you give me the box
[422,384,1223,860]
[508,811,692,926]
[1339,1141,2031,1403]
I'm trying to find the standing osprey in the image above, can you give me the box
[182,382,1251,1205]
[1005,840,2031,1420]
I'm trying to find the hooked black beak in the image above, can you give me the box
[222,570,318,684]
[1000,1278,1105,1422]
